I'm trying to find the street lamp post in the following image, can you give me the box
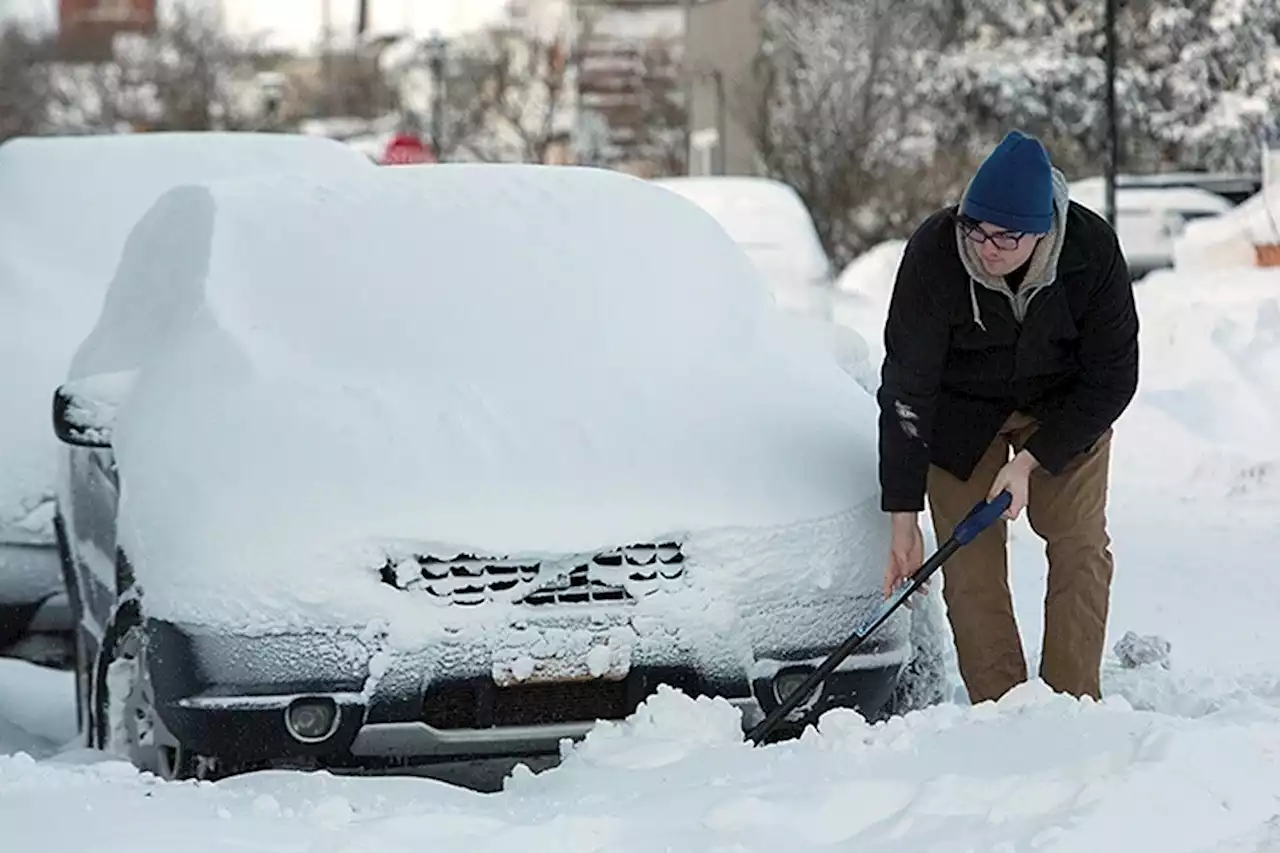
[1104,0,1119,228]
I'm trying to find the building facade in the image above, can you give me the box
[683,0,766,176]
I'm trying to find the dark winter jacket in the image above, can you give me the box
[877,169,1140,513]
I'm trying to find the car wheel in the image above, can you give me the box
[91,613,209,781]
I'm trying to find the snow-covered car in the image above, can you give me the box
[652,176,835,320]
[1068,177,1233,279]
[52,163,930,781]
[0,131,375,659]
[649,176,875,396]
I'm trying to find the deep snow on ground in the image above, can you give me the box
[8,676,1280,851]
[6,237,1280,849]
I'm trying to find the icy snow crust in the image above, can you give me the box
[84,165,888,657]
[0,132,374,551]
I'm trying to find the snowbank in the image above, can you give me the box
[830,238,905,377]
[0,659,75,757]
[76,164,883,634]
[9,680,1280,850]
[1172,186,1280,271]
[1116,266,1280,491]
[0,132,373,548]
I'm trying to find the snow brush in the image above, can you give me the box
[745,489,1013,746]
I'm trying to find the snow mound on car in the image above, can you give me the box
[78,164,881,629]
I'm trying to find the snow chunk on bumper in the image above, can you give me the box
[560,684,747,770]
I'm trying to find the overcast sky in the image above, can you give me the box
[1,0,511,47]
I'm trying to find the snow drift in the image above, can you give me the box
[71,164,884,632]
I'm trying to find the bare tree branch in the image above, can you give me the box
[0,23,54,141]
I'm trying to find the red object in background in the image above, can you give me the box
[58,0,157,61]
[381,133,436,165]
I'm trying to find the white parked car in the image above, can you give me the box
[0,131,375,659]
[653,176,835,319]
[1069,177,1233,279]
[52,163,941,780]
[652,176,874,398]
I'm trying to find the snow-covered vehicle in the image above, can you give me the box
[651,176,875,399]
[52,163,928,780]
[1068,177,1233,279]
[652,176,835,320]
[0,131,375,659]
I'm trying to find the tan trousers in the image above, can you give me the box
[926,412,1115,704]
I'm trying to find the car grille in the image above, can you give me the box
[422,670,704,729]
[424,679,631,728]
[378,542,686,606]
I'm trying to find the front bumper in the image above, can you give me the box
[145,618,906,765]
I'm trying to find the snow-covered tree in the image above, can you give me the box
[933,0,1280,175]
[447,21,580,163]
[753,0,962,265]
[47,5,264,133]
[756,0,1280,263]
[0,22,56,141]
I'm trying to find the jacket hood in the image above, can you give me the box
[956,166,1072,327]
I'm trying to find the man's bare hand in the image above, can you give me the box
[884,512,925,600]
[988,449,1040,520]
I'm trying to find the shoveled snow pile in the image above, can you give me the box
[8,675,1280,851]
[71,164,882,634]
[0,132,373,545]
[1123,267,1280,475]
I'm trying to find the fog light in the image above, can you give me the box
[772,669,822,719]
[284,698,339,743]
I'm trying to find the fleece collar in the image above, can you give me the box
[956,166,1072,327]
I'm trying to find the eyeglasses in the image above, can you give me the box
[957,217,1028,251]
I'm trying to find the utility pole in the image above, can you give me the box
[322,0,334,115]
[1104,0,1119,228]
[423,32,448,157]
[357,0,369,37]
[681,0,694,174]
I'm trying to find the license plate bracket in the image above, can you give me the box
[491,622,636,687]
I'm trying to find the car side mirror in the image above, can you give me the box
[51,371,136,449]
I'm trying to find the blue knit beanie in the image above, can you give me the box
[960,130,1054,234]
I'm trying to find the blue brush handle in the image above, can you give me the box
[953,490,1012,545]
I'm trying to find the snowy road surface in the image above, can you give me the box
[5,259,1280,849]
